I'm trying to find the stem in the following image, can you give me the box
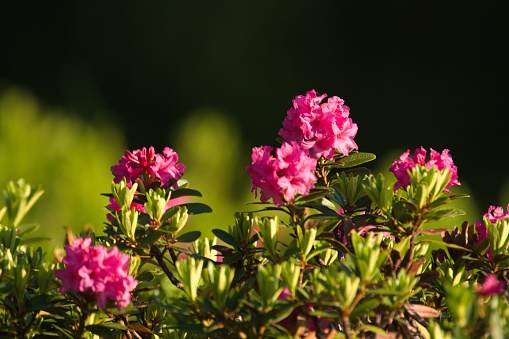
[168,246,179,264]
[76,307,90,339]
[342,315,352,339]
[151,244,183,289]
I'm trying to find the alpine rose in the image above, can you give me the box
[475,204,509,261]
[111,146,185,189]
[246,141,317,207]
[476,274,505,296]
[485,205,509,223]
[278,89,358,159]
[389,147,460,192]
[55,238,138,310]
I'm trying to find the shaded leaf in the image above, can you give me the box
[212,229,238,247]
[181,202,212,215]
[222,252,242,265]
[169,188,203,199]
[177,231,201,243]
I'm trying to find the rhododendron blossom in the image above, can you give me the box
[246,141,317,207]
[475,204,509,261]
[476,274,505,296]
[485,204,509,223]
[55,238,137,310]
[278,89,358,159]
[111,146,185,188]
[388,147,460,192]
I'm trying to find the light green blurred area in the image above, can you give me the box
[0,87,257,253]
[0,86,485,257]
[171,108,255,239]
[0,88,127,252]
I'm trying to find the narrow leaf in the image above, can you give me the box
[177,231,201,243]
[169,188,203,199]
[212,229,239,247]
[181,202,212,215]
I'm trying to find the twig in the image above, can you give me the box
[151,244,183,289]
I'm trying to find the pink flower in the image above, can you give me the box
[278,89,358,159]
[55,238,138,310]
[485,205,509,223]
[246,141,317,207]
[388,147,460,192]
[111,146,185,189]
[475,205,509,261]
[476,274,505,296]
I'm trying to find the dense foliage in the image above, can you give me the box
[1,90,508,338]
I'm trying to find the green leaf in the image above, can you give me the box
[177,231,201,243]
[15,223,39,237]
[341,166,372,176]
[212,229,239,247]
[222,252,242,265]
[357,324,388,335]
[310,309,342,319]
[294,187,334,204]
[423,207,465,221]
[169,188,203,199]
[304,200,341,216]
[420,238,468,251]
[25,293,55,312]
[322,236,350,254]
[332,152,376,169]
[181,202,212,215]
[96,322,129,330]
[350,298,380,318]
[136,270,156,282]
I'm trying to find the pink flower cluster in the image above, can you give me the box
[246,141,317,207]
[475,204,509,261]
[388,147,460,192]
[476,274,505,296]
[247,90,359,206]
[484,205,509,223]
[111,146,185,188]
[55,238,138,310]
[278,89,358,160]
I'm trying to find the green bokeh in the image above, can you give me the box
[0,88,126,253]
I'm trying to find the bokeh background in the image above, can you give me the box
[1,1,508,252]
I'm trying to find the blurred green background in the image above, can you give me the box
[1,1,508,252]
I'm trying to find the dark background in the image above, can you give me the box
[1,1,508,211]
